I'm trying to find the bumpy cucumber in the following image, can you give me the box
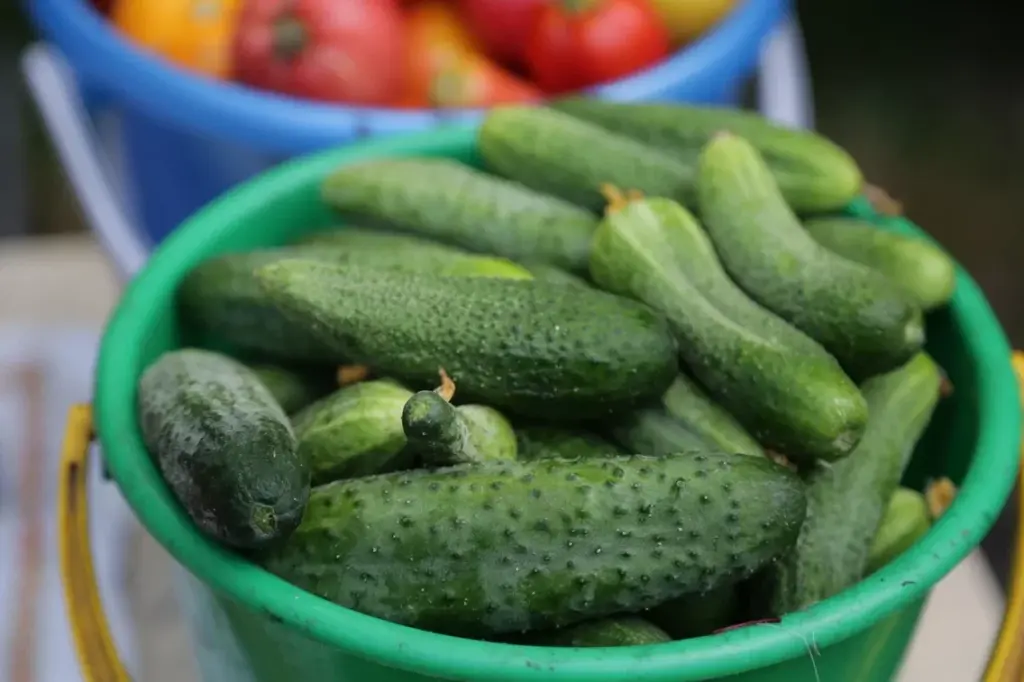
[249,363,336,415]
[865,487,931,574]
[550,98,863,213]
[262,452,807,636]
[610,408,710,456]
[403,382,517,466]
[514,426,622,460]
[321,158,598,274]
[661,373,764,457]
[292,379,414,485]
[771,353,942,613]
[804,217,957,311]
[534,618,671,647]
[440,256,534,279]
[255,260,678,420]
[137,349,309,549]
[649,584,739,639]
[696,133,925,378]
[589,193,866,463]
[479,106,694,211]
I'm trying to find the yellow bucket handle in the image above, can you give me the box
[59,356,1024,681]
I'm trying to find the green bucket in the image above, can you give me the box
[89,125,1020,681]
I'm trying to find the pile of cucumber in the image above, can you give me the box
[138,100,958,646]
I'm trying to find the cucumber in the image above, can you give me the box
[550,98,863,213]
[292,379,415,485]
[696,133,925,378]
[770,353,942,613]
[321,158,598,274]
[255,260,678,420]
[479,106,693,211]
[589,193,866,463]
[534,618,671,647]
[865,487,931,574]
[661,373,764,457]
[137,349,308,549]
[261,452,807,637]
[804,217,957,311]
[648,584,740,639]
[610,408,710,456]
[514,425,622,461]
[249,363,336,415]
[440,256,534,280]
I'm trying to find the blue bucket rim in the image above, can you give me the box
[30,0,787,153]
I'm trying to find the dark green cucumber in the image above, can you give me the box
[696,133,925,378]
[550,98,863,213]
[610,408,711,456]
[589,194,866,463]
[402,389,517,466]
[804,217,957,311]
[255,260,678,420]
[865,487,931,574]
[648,584,740,639]
[534,618,671,647]
[771,353,942,613]
[479,106,694,211]
[137,348,309,549]
[292,379,415,485]
[321,158,598,274]
[262,452,807,637]
[661,373,764,457]
[514,425,622,461]
[249,363,336,415]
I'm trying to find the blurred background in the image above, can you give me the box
[0,1,1019,680]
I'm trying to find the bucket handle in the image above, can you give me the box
[59,356,1024,681]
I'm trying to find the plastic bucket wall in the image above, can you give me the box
[29,0,787,248]
[94,126,1020,682]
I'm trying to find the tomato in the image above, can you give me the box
[111,0,243,79]
[647,0,738,46]
[232,0,407,106]
[525,0,671,94]
[458,0,547,67]
[397,1,542,109]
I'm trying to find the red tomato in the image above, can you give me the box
[458,0,547,67]
[232,0,407,106]
[525,0,671,94]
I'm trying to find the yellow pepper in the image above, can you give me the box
[111,0,243,79]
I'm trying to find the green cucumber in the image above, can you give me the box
[292,379,415,485]
[137,349,308,549]
[479,106,693,211]
[661,373,764,457]
[589,194,866,463]
[249,363,336,415]
[696,133,925,378]
[320,158,598,274]
[610,408,711,456]
[514,425,622,461]
[534,618,671,647]
[770,353,942,613]
[550,98,863,213]
[804,217,957,311]
[648,584,740,639]
[865,487,932,574]
[262,452,807,637]
[255,260,678,420]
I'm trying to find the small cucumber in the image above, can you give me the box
[865,487,931,574]
[610,408,711,456]
[804,217,957,311]
[479,106,694,211]
[292,379,415,485]
[696,133,925,378]
[249,363,336,415]
[402,372,517,466]
[648,584,740,639]
[589,192,866,463]
[440,256,534,280]
[662,373,764,457]
[262,452,807,637]
[534,618,671,647]
[514,425,623,461]
[255,260,678,420]
[137,349,308,549]
[321,158,598,274]
[550,98,863,213]
[770,353,942,613]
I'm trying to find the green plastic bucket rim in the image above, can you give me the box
[95,124,1021,681]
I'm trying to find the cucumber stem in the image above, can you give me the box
[864,184,903,217]
[600,184,644,215]
[925,477,957,519]
[435,368,456,402]
[337,365,370,386]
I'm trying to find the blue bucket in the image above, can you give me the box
[28,0,789,250]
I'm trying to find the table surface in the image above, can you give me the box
[0,234,1008,682]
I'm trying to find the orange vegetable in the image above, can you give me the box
[396,1,542,109]
[111,0,243,79]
